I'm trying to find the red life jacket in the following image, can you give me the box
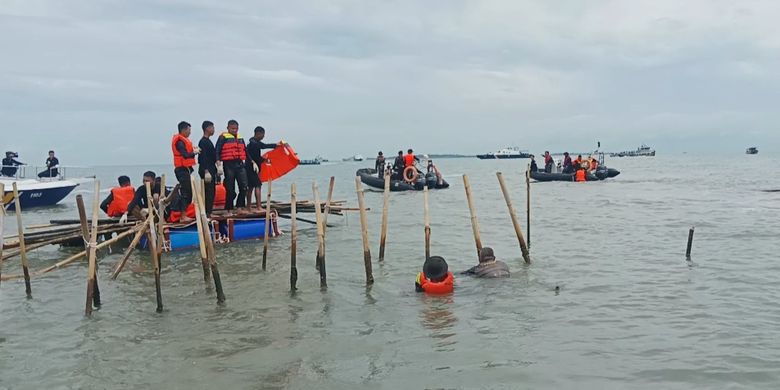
[575,169,586,182]
[214,183,226,209]
[106,186,135,217]
[219,132,247,162]
[167,203,196,223]
[404,154,415,167]
[416,271,454,294]
[171,134,196,168]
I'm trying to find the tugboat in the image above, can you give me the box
[746,147,758,155]
[476,146,531,159]
[610,144,656,157]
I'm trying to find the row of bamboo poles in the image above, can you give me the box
[1,167,536,315]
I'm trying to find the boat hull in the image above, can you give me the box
[531,167,619,182]
[357,168,449,191]
[2,180,79,210]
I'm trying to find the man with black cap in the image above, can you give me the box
[375,151,385,177]
[415,256,454,294]
[461,247,510,278]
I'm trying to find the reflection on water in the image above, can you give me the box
[419,296,458,351]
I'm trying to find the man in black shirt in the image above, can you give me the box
[127,171,168,219]
[1,152,24,177]
[38,150,59,178]
[375,151,385,177]
[245,126,279,211]
[198,120,218,216]
[392,150,404,179]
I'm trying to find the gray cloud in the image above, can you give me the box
[2,0,779,165]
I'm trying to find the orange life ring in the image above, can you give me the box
[403,166,418,183]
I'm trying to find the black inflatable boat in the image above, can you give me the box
[357,168,450,191]
[531,166,620,182]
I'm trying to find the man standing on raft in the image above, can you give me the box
[216,119,249,214]
[171,121,199,223]
[245,126,280,211]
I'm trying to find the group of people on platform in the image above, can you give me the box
[530,151,601,182]
[373,149,442,184]
[100,120,283,223]
[415,247,511,294]
[2,150,61,178]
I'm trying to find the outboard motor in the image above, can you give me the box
[425,172,437,188]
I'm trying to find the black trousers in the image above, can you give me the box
[38,168,58,178]
[174,167,193,212]
[223,161,248,209]
[198,167,217,215]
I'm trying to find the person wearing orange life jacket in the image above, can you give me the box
[415,256,454,294]
[100,175,134,217]
[215,119,249,212]
[171,121,199,223]
[575,164,587,182]
[402,148,421,182]
[588,156,599,171]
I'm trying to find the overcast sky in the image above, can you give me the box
[2,0,778,165]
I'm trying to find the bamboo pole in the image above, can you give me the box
[84,181,101,316]
[423,185,431,260]
[12,183,32,297]
[110,220,150,279]
[312,181,326,288]
[290,183,298,291]
[686,226,695,260]
[157,174,166,255]
[378,173,390,261]
[262,179,272,271]
[462,175,483,260]
[145,182,163,312]
[496,172,531,263]
[0,183,4,285]
[194,177,225,303]
[190,178,210,283]
[526,165,531,249]
[317,177,335,269]
[77,192,101,310]
[354,176,374,285]
[1,227,138,281]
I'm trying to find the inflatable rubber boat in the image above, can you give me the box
[531,166,620,182]
[357,168,449,191]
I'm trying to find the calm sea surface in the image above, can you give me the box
[1,154,779,389]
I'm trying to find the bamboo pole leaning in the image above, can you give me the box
[354,177,374,285]
[145,182,163,313]
[110,219,150,279]
[526,164,531,249]
[2,227,139,281]
[84,181,101,316]
[290,183,298,291]
[496,172,531,264]
[378,173,390,261]
[77,192,101,311]
[312,181,326,288]
[262,179,273,271]
[12,182,32,298]
[191,177,210,283]
[462,174,483,261]
[194,178,225,303]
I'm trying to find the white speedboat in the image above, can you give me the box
[1,176,80,211]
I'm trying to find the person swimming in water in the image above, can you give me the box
[415,256,454,294]
[461,247,510,278]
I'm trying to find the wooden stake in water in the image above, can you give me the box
[190,178,210,283]
[526,164,531,249]
[378,173,390,261]
[0,183,5,285]
[194,178,225,303]
[312,181,327,288]
[11,182,32,298]
[290,183,298,291]
[423,185,431,260]
[355,176,374,285]
[77,192,101,311]
[110,220,150,279]
[262,179,273,271]
[145,182,163,312]
[317,176,335,269]
[686,226,695,260]
[462,174,483,260]
[84,181,101,316]
[496,172,531,264]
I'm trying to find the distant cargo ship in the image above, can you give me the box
[746,147,758,155]
[476,146,531,159]
[610,144,656,157]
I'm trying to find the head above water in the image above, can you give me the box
[117,175,131,186]
[423,256,448,282]
[479,247,496,263]
[227,119,239,135]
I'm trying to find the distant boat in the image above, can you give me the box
[746,147,758,155]
[300,156,324,165]
[609,144,656,157]
[476,147,531,159]
[343,154,364,162]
